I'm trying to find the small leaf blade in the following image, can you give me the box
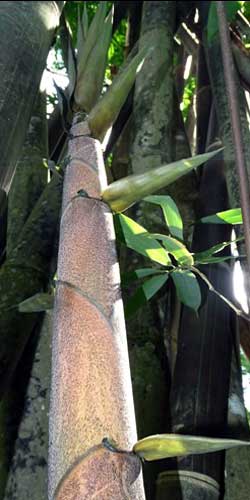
[143,233,193,266]
[144,195,183,240]
[200,208,242,225]
[116,214,171,266]
[194,237,244,264]
[171,269,201,312]
[125,274,168,317]
[195,255,239,265]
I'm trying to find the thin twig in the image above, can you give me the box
[191,265,250,322]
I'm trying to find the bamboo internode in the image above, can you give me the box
[49,119,144,499]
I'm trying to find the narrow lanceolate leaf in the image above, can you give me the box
[144,195,183,240]
[88,46,149,139]
[18,293,54,313]
[125,274,169,318]
[121,268,165,285]
[194,237,244,264]
[143,233,193,266]
[201,208,242,225]
[171,270,201,312]
[116,214,171,266]
[102,149,223,213]
[195,255,239,265]
[133,434,250,461]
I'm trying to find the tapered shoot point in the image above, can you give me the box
[74,4,113,112]
[88,46,150,140]
[77,1,108,79]
[133,433,250,461]
[102,149,223,212]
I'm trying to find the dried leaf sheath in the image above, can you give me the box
[49,119,144,499]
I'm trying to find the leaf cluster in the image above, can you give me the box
[118,196,245,318]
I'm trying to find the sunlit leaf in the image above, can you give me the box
[125,274,169,317]
[171,269,201,311]
[116,214,171,266]
[142,233,193,266]
[180,75,196,122]
[144,195,183,240]
[200,208,242,224]
[18,293,54,313]
[133,433,250,461]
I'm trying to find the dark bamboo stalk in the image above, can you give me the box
[216,1,250,276]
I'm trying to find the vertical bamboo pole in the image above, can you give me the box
[49,117,144,499]
[216,1,250,275]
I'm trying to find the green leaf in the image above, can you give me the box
[133,433,250,461]
[144,195,183,240]
[194,237,244,263]
[200,208,242,224]
[125,274,168,317]
[181,75,196,121]
[121,268,165,285]
[171,270,201,312]
[116,214,171,266]
[195,255,239,265]
[102,149,223,213]
[142,233,193,266]
[18,293,54,313]
[207,1,241,44]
